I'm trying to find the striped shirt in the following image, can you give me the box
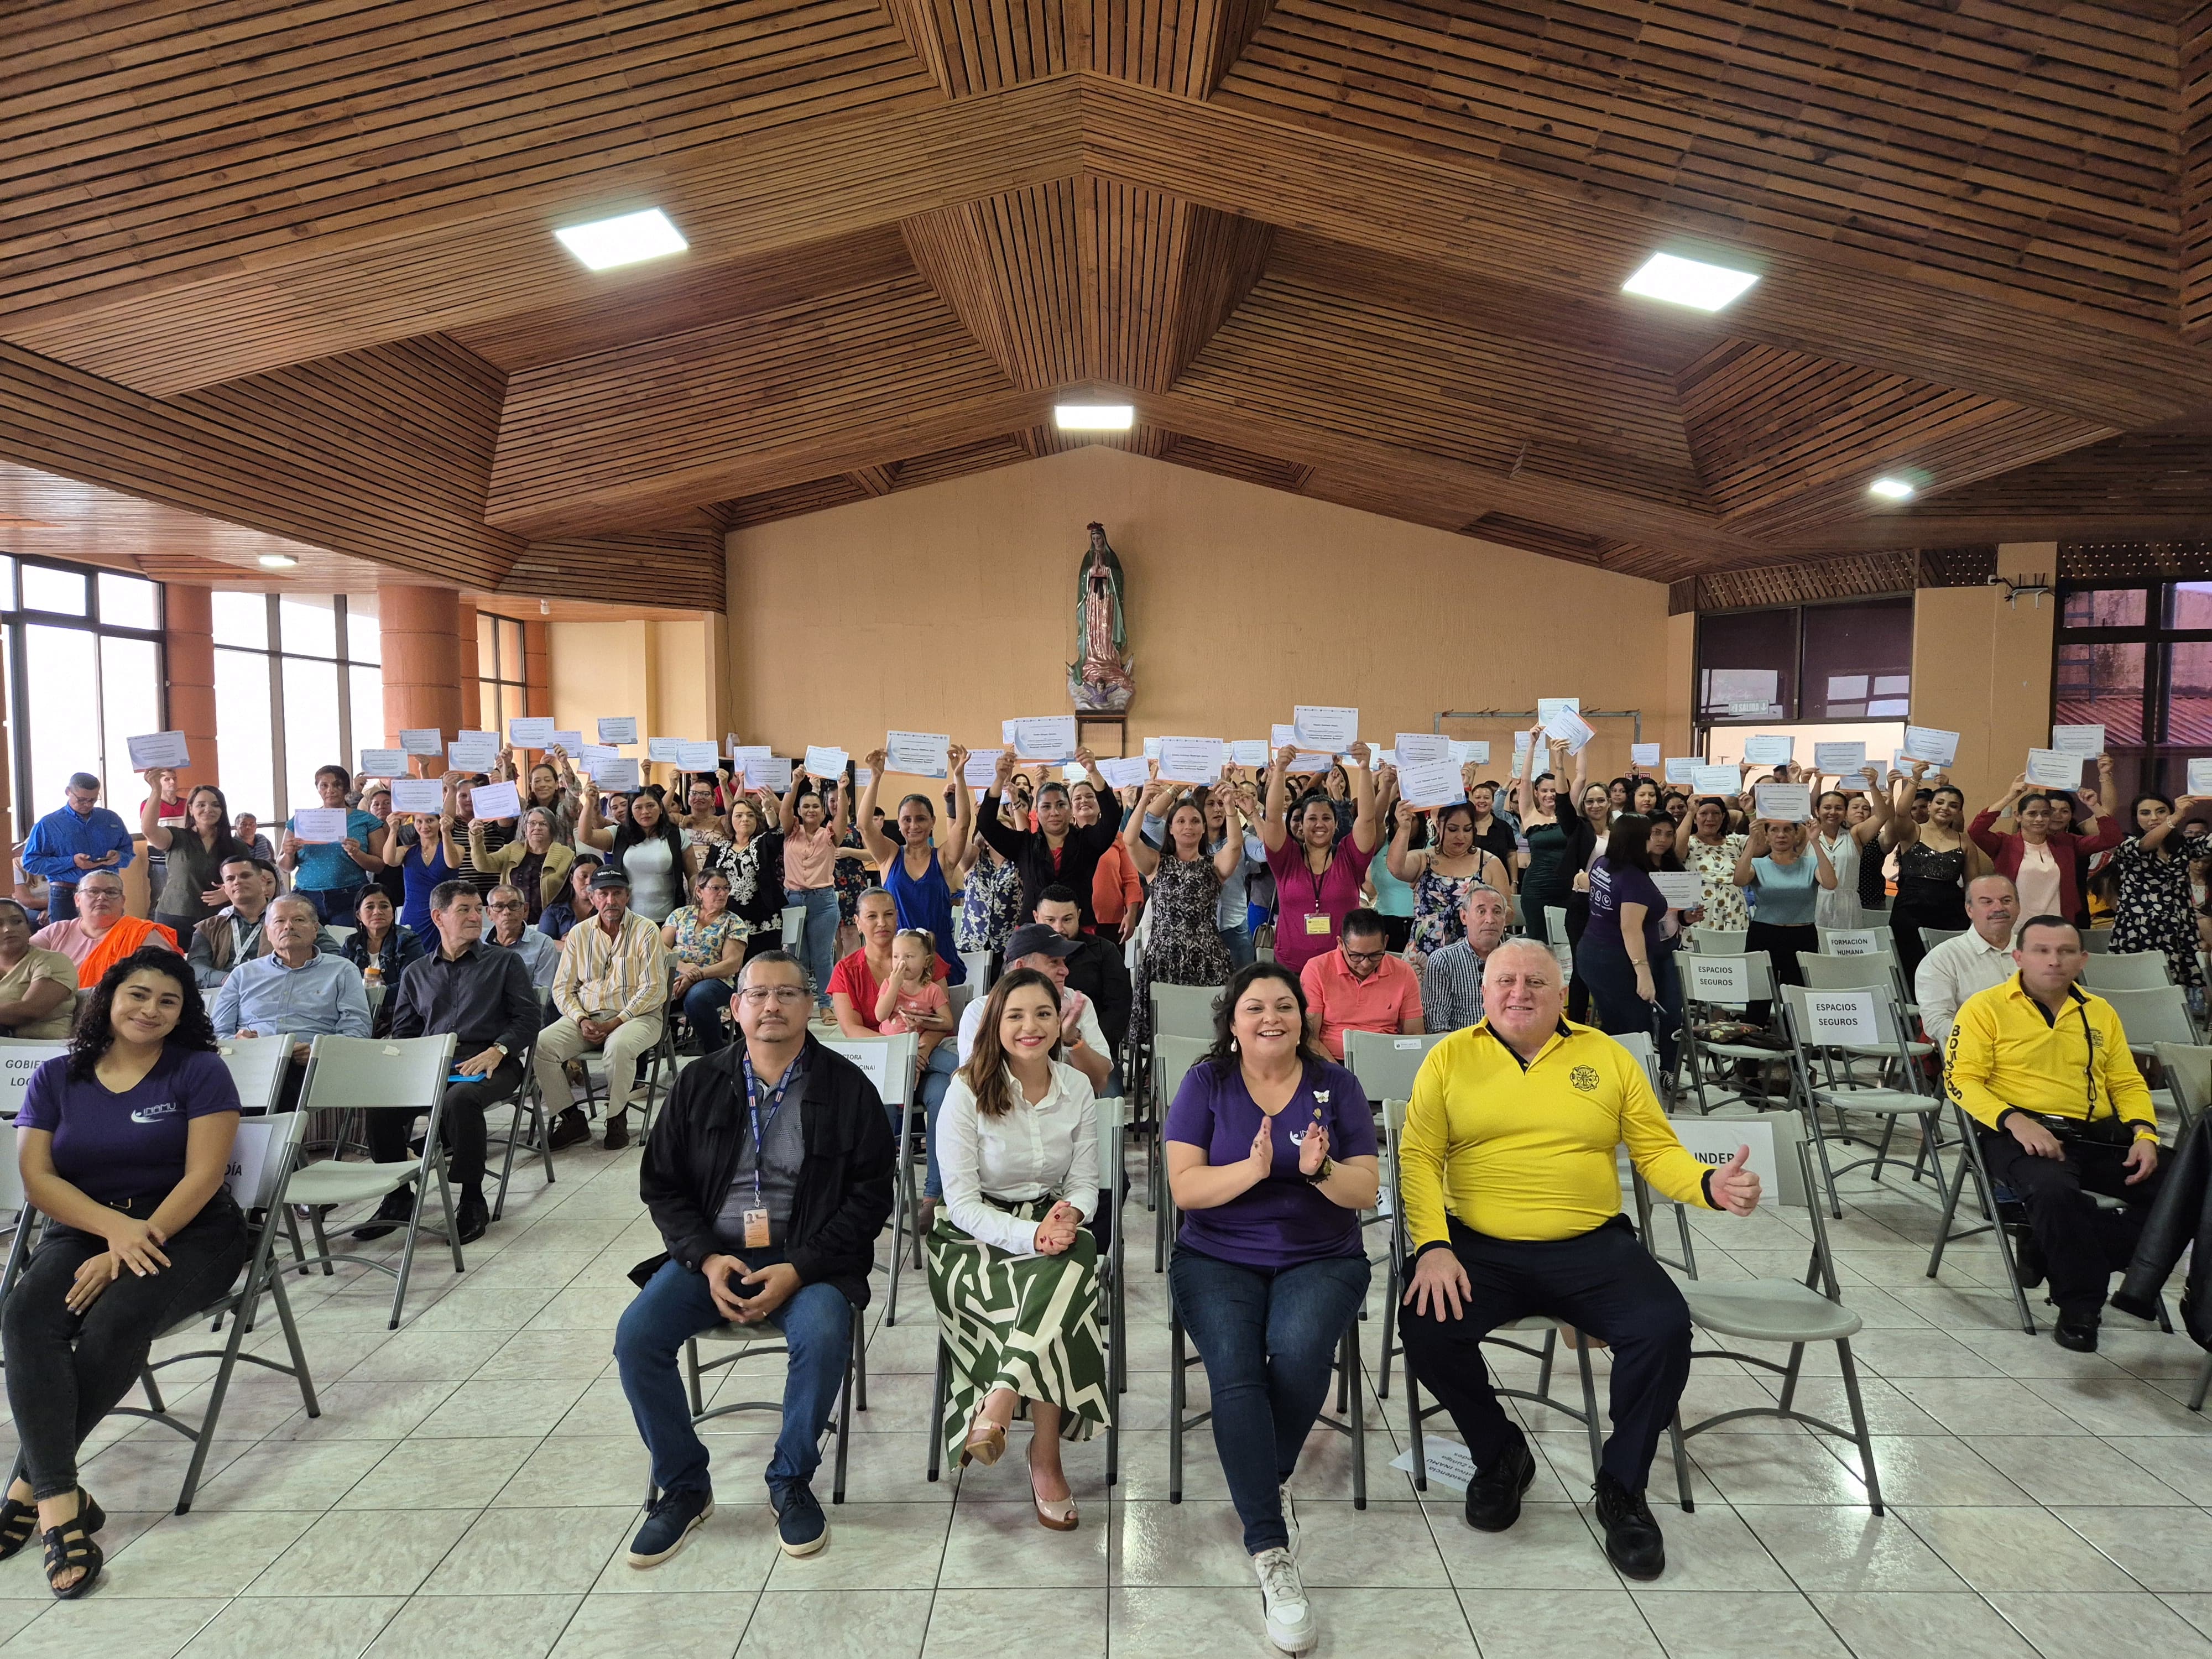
[552,909,667,1023]
[1420,940,1490,1034]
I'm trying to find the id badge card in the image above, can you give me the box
[743,1208,771,1249]
[1305,912,1331,936]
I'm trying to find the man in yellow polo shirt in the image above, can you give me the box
[1944,914,2163,1353]
[1398,938,1760,1581]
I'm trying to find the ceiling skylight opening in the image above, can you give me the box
[1621,252,1760,312]
[1867,476,1918,502]
[554,208,689,272]
[1053,404,1136,432]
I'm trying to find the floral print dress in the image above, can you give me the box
[2110,831,2211,987]
[1685,834,1750,931]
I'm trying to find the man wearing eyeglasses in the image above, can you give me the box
[616,950,894,1570]
[483,881,559,991]
[1298,907,1424,1061]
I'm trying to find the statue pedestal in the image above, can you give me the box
[1076,713,1129,758]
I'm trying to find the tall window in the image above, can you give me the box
[478,612,526,734]
[0,557,165,847]
[1694,597,1914,729]
[211,593,382,825]
[2053,582,2212,804]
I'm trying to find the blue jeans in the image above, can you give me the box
[298,885,366,927]
[1220,926,1255,972]
[1168,1245,1370,1553]
[681,977,734,1053]
[897,1043,959,1200]
[1575,938,1684,1076]
[788,887,839,1007]
[614,1256,853,1500]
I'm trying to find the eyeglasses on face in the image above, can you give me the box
[1342,947,1387,965]
[739,986,810,1005]
[487,900,525,911]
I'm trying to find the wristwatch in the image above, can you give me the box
[491,1043,509,1060]
[1306,1156,1334,1185]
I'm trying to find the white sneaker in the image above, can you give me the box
[1279,1481,1300,1558]
[1253,1546,1316,1653]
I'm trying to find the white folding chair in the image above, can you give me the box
[1687,928,1749,956]
[780,905,806,951]
[959,950,995,992]
[280,1032,462,1328]
[2101,985,2202,1057]
[1343,1030,1446,1110]
[0,1039,72,1122]
[1646,1112,1883,1515]
[217,1034,294,1115]
[1676,951,1785,1114]
[2083,929,2114,954]
[820,1033,921,1321]
[2153,1042,2212,1134]
[117,1110,322,1511]
[2083,953,2174,992]
[1149,984,1219,1042]
[1150,1035,1211,1270]
[1777,983,1947,1218]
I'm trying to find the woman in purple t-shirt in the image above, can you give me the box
[1164,961,1379,1656]
[1258,743,1381,977]
[1575,814,1684,1072]
[0,946,246,1598]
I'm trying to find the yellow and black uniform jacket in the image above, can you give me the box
[1944,973,2157,1142]
[1400,1017,1714,1250]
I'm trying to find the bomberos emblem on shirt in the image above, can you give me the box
[1569,1065,1600,1093]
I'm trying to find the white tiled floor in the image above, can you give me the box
[2,1107,2211,1657]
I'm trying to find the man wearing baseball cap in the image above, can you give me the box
[956,923,1112,1093]
[536,866,669,1151]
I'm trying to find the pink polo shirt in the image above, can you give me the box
[1299,949,1422,1061]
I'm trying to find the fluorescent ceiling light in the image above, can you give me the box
[1867,476,1917,502]
[1053,404,1135,431]
[553,208,688,272]
[256,554,299,568]
[1621,252,1759,312]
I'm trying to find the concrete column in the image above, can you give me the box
[163,585,221,795]
[381,586,465,753]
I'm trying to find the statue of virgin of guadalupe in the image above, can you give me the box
[1070,521,1134,711]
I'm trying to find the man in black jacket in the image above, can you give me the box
[615,950,893,1568]
[1036,884,1132,1058]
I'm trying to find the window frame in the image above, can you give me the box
[2053,581,2212,800]
[1693,591,1916,742]
[478,612,527,736]
[210,592,382,825]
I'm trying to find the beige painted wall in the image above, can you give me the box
[547,617,728,774]
[723,446,1681,781]
[1910,542,2057,813]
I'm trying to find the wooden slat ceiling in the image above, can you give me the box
[3,0,2211,602]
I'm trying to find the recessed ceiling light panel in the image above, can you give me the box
[1867,476,1917,502]
[554,208,688,272]
[1053,404,1136,432]
[256,554,299,568]
[1621,252,1760,312]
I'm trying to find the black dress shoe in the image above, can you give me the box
[1593,1472,1666,1580]
[349,1188,415,1241]
[454,1191,489,1246]
[2053,1312,2100,1352]
[547,1107,591,1150]
[1463,1435,1537,1532]
[603,1112,631,1152]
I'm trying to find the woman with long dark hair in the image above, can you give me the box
[1387,791,1511,964]
[1886,765,1987,982]
[1578,815,1684,1071]
[696,791,788,962]
[580,778,689,924]
[0,948,247,1598]
[1514,731,1592,950]
[1163,961,1379,1656]
[138,781,246,941]
[857,746,974,984]
[926,968,1107,1527]
[1122,780,1244,1059]
[341,885,424,1034]
[1257,744,1380,978]
[2110,791,2212,985]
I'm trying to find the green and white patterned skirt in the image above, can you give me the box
[924,1195,1112,1467]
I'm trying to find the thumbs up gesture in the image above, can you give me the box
[1710,1145,1761,1217]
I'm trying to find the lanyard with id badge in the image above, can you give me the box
[740,1053,798,1250]
[1301,858,1333,936]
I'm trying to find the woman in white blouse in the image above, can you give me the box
[926,968,1110,1531]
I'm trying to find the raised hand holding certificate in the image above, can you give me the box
[1754,783,1812,822]
[1740,734,1794,766]
[1902,726,1959,766]
[1630,742,1661,766]
[291,807,349,843]
[447,735,499,771]
[399,729,445,756]
[2051,724,2104,757]
[508,717,555,749]
[885,731,951,778]
[1542,706,1595,754]
[1692,764,1741,797]
[802,746,848,780]
[390,780,444,813]
[358,748,408,777]
[1397,759,1467,810]
[126,731,190,771]
[745,756,795,792]
[673,740,719,772]
[470,780,523,822]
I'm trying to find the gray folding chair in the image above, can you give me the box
[1777,982,1948,1217]
[2083,930,2114,954]
[1150,984,1219,1042]
[1646,1112,1882,1515]
[2101,985,2202,1058]
[280,1032,462,1328]
[1151,1035,1211,1270]
[2083,953,2173,992]
[114,1110,322,1511]
[1677,950,1786,1114]
[1343,1030,1446,1110]
[217,1034,294,1115]
[1815,927,1890,957]
[1927,1095,2040,1335]
[2153,1042,2212,1134]
[959,950,995,992]
[1687,928,1749,956]
[486,1024,553,1222]
[0,1038,72,1121]
[820,1033,920,1321]
[663,1303,868,1506]
[1376,1097,1606,1484]
[780,905,806,951]
[1918,926,1964,953]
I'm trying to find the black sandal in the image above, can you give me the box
[41,1516,101,1598]
[0,1495,33,1561]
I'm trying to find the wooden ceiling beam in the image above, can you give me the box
[2185,8,2212,342]
[879,1,1276,99]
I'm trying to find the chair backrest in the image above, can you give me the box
[1609,1030,1664,1094]
[326,924,357,947]
[1343,1029,1445,1105]
[945,980,976,1022]
[1687,927,1749,956]
[1778,982,1916,1073]
[2083,952,2172,992]
[1919,926,1965,952]
[295,1033,456,1114]
[959,951,995,992]
[2083,929,2113,954]
[1154,1035,1211,1114]
[1507,893,1524,931]
[1680,950,1775,1010]
[780,905,805,950]
[227,1108,309,1209]
[1151,983,1220,1041]
[818,1031,920,1108]
[0,1138,23,1214]
[2100,985,2201,1050]
[1797,952,1899,994]
[1816,926,1890,957]
[1665,1109,1806,1209]
[1094,1091,1123,1193]
[1543,906,1569,943]
[217,1033,294,1115]
[2154,1041,2212,1129]
[0,1039,70,1120]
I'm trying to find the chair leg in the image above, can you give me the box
[832,1325,855,1506]
[2190,1350,2212,1413]
[1406,1366,1427,1490]
[1668,1411,1694,1512]
[1574,1340,1604,1482]
[1168,1317,1185,1505]
[388,1180,429,1331]
[1536,1327,1558,1399]
[280,1207,309,1277]
[1377,1254,1397,1401]
[263,1265,320,1417]
[685,1338,706,1418]
[854,1317,869,1413]
[927,1339,949,1483]
[1344,1327,1366,1510]
[1834,1337,1884,1515]
[307,1206,335,1275]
